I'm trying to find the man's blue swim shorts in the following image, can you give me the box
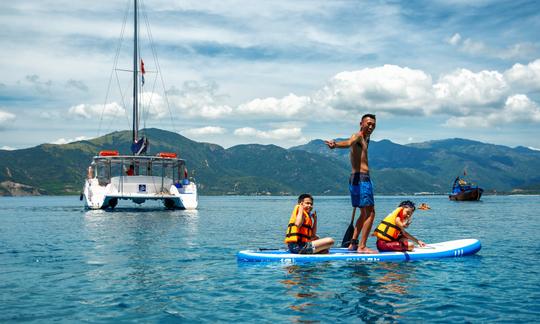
[349,172,374,208]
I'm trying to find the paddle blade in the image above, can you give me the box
[341,223,355,247]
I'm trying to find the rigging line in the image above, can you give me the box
[142,0,178,135]
[141,21,160,134]
[99,0,130,139]
[140,0,155,135]
[114,69,132,131]
[148,63,160,124]
[114,68,134,72]
[138,0,162,135]
[104,70,128,140]
[140,1,152,133]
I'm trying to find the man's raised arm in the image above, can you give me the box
[325,132,362,149]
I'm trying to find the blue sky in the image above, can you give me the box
[1,0,539,150]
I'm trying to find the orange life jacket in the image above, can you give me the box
[374,207,405,241]
[284,205,313,244]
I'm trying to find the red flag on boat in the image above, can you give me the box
[140,59,145,85]
[184,167,188,179]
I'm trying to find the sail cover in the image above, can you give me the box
[131,136,149,155]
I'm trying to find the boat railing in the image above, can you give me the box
[90,155,188,187]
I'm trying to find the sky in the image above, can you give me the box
[1,0,539,151]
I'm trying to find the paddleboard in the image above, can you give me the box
[237,238,481,263]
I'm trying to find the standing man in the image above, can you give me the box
[325,114,377,253]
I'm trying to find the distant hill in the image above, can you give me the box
[1,129,539,196]
[291,138,540,194]
[0,128,349,196]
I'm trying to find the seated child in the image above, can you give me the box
[285,194,334,254]
[373,200,426,252]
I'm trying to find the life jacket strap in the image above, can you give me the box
[285,233,311,239]
[374,228,394,241]
[381,220,400,231]
[375,221,400,241]
[287,222,313,230]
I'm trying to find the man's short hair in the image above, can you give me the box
[298,193,313,203]
[362,113,376,121]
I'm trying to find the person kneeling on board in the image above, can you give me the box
[373,200,426,252]
[285,194,334,254]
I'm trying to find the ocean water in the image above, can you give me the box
[1,195,539,322]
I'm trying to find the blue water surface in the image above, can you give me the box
[1,195,539,322]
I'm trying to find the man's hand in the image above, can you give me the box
[324,139,336,149]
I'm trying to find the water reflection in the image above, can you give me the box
[374,262,414,295]
[346,262,417,322]
[82,208,200,294]
[281,264,323,315]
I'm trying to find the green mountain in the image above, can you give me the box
[291,138,540,194]
[0,129,349,196]
[1,129,539,196]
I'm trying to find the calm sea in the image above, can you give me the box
[1,195,539,322]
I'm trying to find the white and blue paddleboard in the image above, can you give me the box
[237,239,481,263]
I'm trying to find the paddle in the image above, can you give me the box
[341,207,356,247]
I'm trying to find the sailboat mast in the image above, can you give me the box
[132,0,139,143]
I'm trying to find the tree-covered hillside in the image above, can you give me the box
[1,129,539,196]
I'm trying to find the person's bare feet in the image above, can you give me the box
[357,246,378,254]
[347,239,359,251]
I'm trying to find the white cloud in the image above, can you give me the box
[39,111,60,120]
[0,110,16,125]
[498,43,537,60]
[504,59,540,91]
[1,145,16,150]
[140,92,167,119]
[502,94,540,122]
[169,81,233,119]
[182,126,227,136]
[460,38,488,56]
[233,126,304,141]
[443,94,540,128]
[62,58,540,137]
[447,33,461,46]
[68,102,125,119]
[450,35,536,60]
[315,65,435,115]
[172,60,540,128]
[237,94,311,118]
[434,68,508,115]
[443,116,490,128]
[50,135,92,145]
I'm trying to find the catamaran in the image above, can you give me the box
[82,0,198,210]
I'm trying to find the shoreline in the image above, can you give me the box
[1,192,539,198]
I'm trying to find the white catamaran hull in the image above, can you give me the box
[83,175,198,210]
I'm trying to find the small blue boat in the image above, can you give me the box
[449,176,483,201]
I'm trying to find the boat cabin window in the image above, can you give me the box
[95,160,111,185]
